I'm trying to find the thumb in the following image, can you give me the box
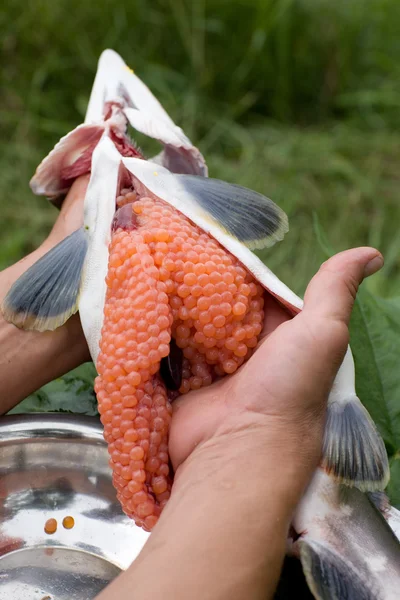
[303,247,383,327]
[296,247,383,376]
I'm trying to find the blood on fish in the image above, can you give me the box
[95,192,264,530]
[112,204,138,232]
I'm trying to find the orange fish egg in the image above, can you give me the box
[62,516,75,529]
[95,191,264,531]
[44,518,57,535]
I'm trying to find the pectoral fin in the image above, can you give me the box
[176,175,289,250]
[122,158,289,252]
[1,228,88,332]
[299,539,380,600]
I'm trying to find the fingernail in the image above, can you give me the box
[363,255,384,278]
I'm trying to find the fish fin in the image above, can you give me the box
[322,398,389,491]
[1,228,88,332]
[121,158,288,251]
[175,175,289,250]
[299,539,380,600]
[124,107,207,177]
[30,124,104,202]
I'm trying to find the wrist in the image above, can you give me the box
[174,426,305,521]
[174,411,322,514]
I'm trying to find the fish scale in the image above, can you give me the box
[95,190,264,529]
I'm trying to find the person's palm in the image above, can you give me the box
[168,247,381,484]
[169,294,321,474]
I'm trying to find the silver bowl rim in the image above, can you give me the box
[0,413,104,445]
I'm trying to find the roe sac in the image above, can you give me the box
[94,189,265,531]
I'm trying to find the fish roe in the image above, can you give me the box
[95,190,264,531]
[62,516,75,529]
[44,518,57,535]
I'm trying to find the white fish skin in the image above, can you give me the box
[388,506,400,541]
[79,137,122,359]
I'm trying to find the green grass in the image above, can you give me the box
[1,120,400,297]
[1,0,400,299]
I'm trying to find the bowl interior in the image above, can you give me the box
[0,415,149,600]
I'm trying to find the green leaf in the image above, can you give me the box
[387,454,400,510]
[350,289,400,457]
[8,362,98,416]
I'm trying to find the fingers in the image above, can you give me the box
[303,247,383,326]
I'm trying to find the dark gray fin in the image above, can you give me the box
[177,175,289,251]
[322,399,389,491]
[1,228,87,332]
[299,539,381,600]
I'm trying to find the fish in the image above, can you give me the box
[2,49,399,598]
[292,471,400,600]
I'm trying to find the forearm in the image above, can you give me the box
[96,430,305,600]
[0,176,90,414]
[0,248,89,413]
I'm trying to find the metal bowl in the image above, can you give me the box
[0,414,150,600]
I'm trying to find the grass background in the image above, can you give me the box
[1,0,400,299]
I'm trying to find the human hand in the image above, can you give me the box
[169,247,384,509]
